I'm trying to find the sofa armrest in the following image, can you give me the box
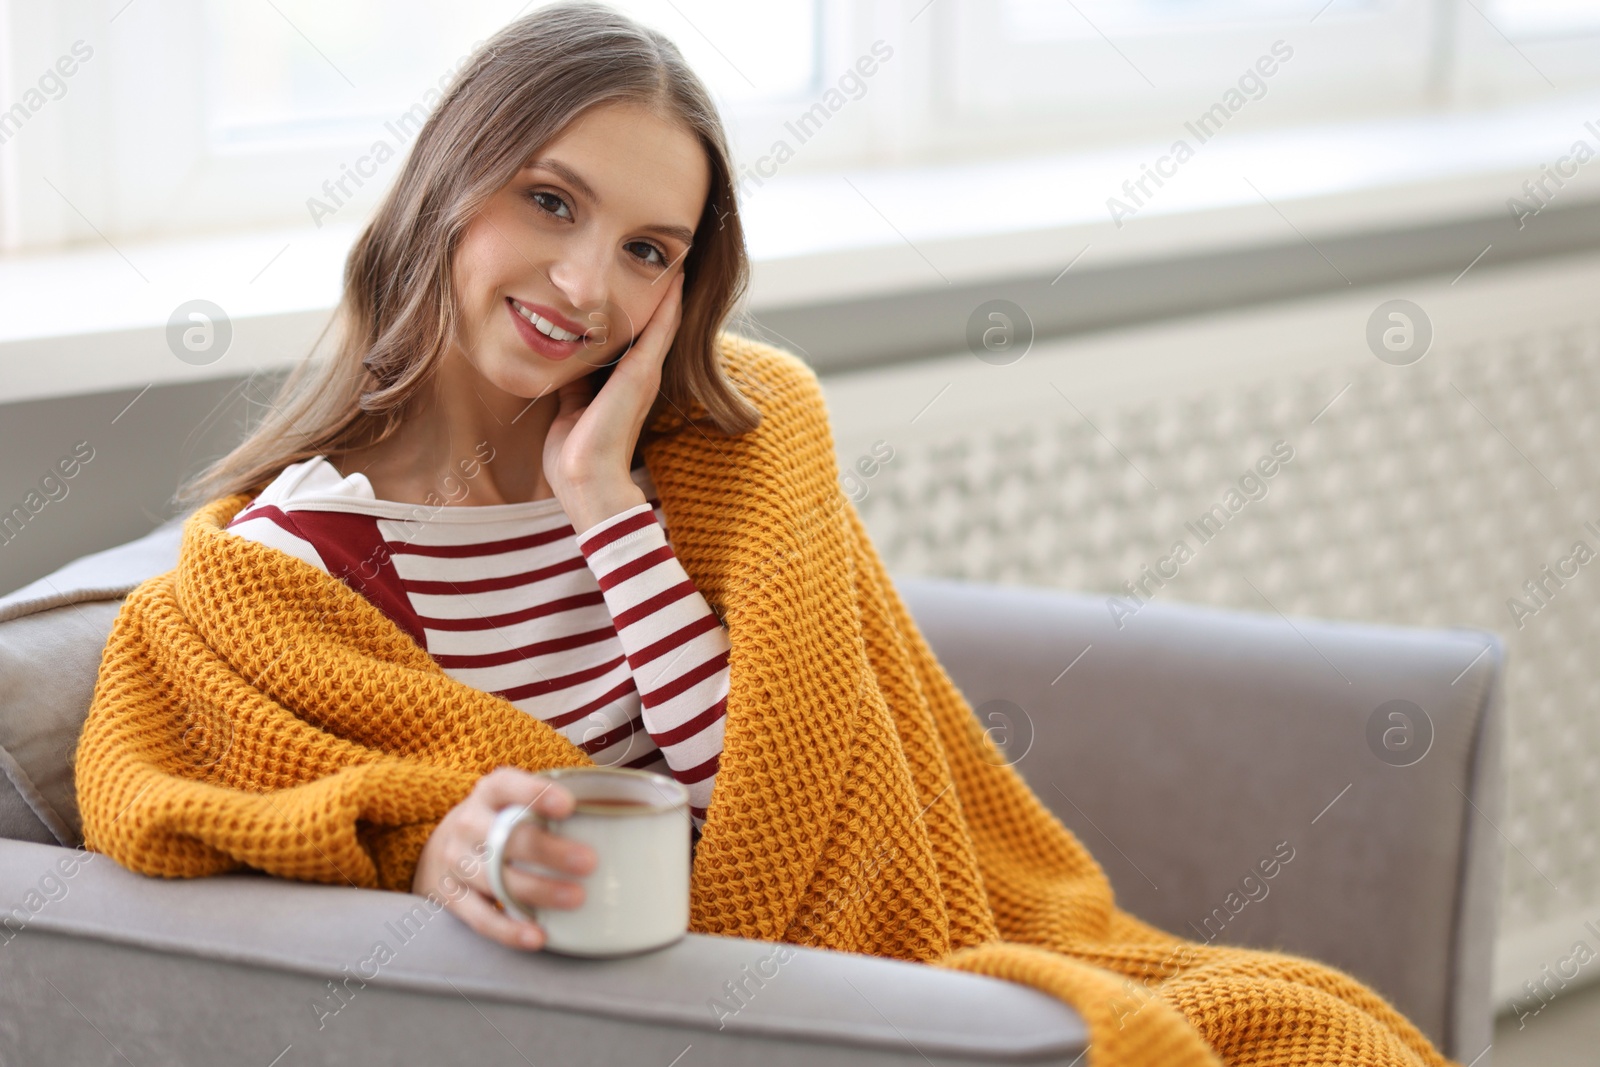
[895,575,1506,1066]
[0,838,1089,1066]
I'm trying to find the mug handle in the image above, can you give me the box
[485,802,551,925]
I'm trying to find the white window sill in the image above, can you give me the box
[5,88,1600,405]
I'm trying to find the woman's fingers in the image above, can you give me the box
[635,272,684,364]
[451,821,588,911]
[500,859,586,910]
[448,879,547,950]
[449,770,596,915]
[476,767,576,819]
[490,817,596,879]
[611,272,683,375]
[466,770,595,874]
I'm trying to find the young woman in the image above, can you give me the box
[71,7,1462,1062]
[170,2,759,954]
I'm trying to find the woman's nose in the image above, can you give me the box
[545,243,612,327]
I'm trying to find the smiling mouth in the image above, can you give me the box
[508,297,587,343]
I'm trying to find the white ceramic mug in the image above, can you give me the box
[484,766,691,957]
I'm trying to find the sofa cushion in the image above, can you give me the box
[0,519,184,845]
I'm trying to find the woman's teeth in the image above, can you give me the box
[511,299,582,342]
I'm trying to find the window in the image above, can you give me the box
[942,1,1439,152]
[202,0,822,150]
[1489,0,1600,36]
[1461,0,1600,99]
[0,0,834,249]
[2,0,1598,253]
[1001,0,1375,36]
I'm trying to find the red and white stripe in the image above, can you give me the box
[224,457,728,831]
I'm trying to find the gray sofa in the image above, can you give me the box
[0,520,1505,1066]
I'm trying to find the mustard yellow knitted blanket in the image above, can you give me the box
[75,333,1459,1067]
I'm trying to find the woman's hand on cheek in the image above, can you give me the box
[544,272,684,535]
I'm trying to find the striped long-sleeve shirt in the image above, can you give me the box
[223,456,729,835]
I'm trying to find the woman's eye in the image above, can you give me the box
[527,189,666,269]
[527,190,571,220]
[627,241,667,268]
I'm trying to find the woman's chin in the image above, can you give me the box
[475,341,614,399]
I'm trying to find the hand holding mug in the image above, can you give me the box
[484,766,691,957]
[412,767,597,952]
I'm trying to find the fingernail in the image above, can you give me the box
[521,928,541,947]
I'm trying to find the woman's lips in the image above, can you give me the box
[506,297,583,361]
[511,297,587,335]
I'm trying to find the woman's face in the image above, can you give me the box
[448,101,710,403]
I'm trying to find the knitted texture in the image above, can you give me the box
[75,332,1461,1067]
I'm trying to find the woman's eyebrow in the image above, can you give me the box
[642,220,696,245]
[528,158,600,203]
[525,158,696,245]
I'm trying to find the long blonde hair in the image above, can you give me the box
[177,0,761,509]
